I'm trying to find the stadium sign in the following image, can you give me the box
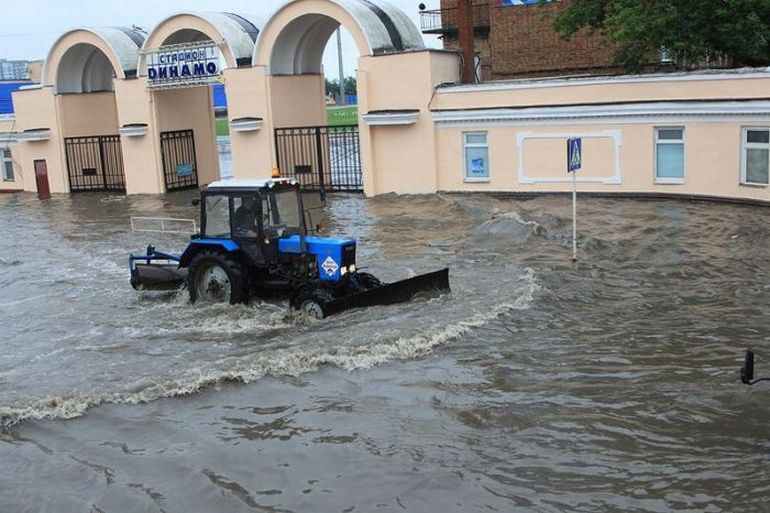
[145,42,222,89]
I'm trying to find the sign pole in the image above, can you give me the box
[572,167,577,262]
[567,137,582,263]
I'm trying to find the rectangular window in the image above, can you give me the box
[741,128,770,186]
[463,132,489,182]
[654,128,685,183]
[204,195,232,238]
[2,149,13,182]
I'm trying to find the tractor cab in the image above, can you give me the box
[196,178,307,265]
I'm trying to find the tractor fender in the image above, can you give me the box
[179,239,241,268]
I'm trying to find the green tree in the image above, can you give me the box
[551,0,770,73]
[325,77,358,97]
[325,78,340,96]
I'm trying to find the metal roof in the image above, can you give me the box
[206,178,297,190]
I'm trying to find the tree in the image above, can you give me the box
[551,0,770,73]
[325,77,358,97]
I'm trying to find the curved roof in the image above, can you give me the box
[43,27,145,86]
[141,12,261,69]
[255,0,424,74]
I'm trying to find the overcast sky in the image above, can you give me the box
[1,0,443,80]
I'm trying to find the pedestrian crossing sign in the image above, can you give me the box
[568,137,582,173]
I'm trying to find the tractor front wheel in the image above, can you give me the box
[188,250,248,304]
[292,291,330,320]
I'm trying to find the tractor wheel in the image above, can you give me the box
[294,292,328,320]
[188,250,249,305]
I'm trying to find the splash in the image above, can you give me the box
[0,269,538,428]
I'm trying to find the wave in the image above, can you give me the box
[0,269,539,429]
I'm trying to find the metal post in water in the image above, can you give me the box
[567,137,582,263]
[572,169,578,262]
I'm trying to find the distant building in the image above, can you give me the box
[0,60,30,81]
[420,0,647,81]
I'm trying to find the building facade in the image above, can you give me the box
[4,0,770,206]
[0,60,30,81]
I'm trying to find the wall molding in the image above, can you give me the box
[433,100,770,127]
[517,130,623,185]
[436,69,770,95]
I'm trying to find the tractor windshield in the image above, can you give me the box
[262,189,302,236]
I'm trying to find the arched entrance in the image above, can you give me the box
[253,0,425,192]
[139,12,259,191]
[44,28,143,192]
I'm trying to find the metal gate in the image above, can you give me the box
[160,129,198,191]
[64,135,126,192]
[274,125,362,192]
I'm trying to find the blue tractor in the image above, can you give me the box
[129,178,450,318]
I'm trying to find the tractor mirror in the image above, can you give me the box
[191,198,200,206]
[741,349,755,385]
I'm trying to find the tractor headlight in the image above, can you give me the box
[340,266,348,276]
[349,264,356,273]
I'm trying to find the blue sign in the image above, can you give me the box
[568,137,582,173]
[471,157,486,175]
[176,163,194,177]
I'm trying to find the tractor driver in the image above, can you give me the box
[233,196,259,237]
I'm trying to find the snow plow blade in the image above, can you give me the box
[324,268,450,317]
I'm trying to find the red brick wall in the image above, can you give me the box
[489,1,619,79]
[437,0,621,80]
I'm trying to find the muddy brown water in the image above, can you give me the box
[0,191,768,512]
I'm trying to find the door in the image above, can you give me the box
[274,125,363,192]
[160,129,198,191]
[64,135,126,192]
[34,160,50,198]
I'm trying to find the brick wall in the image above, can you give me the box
[435,0,622,80]
[489,1,619,79]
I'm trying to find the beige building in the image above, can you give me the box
[4,0,770,205]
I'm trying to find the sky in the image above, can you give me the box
[0,0,443,80]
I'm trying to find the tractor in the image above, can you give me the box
[129,178,450,318]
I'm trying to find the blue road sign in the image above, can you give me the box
[568,137,582,173]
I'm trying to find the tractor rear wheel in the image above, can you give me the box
[188,250,249,304]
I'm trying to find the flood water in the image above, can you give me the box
[0,191,768,512]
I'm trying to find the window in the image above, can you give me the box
[2,149,13,182]
[464,132,489,182]
[655,128,685,183]
[741,128,770,186]
[204,195,231,238]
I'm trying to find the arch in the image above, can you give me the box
[43,27,145,93]
[254,0,425,75]
[139,12,261,72]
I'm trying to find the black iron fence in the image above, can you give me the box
[275,125,362,192]
[160,129,199,191]
[64,135,126,192]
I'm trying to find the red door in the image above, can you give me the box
[34,160,50,198]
